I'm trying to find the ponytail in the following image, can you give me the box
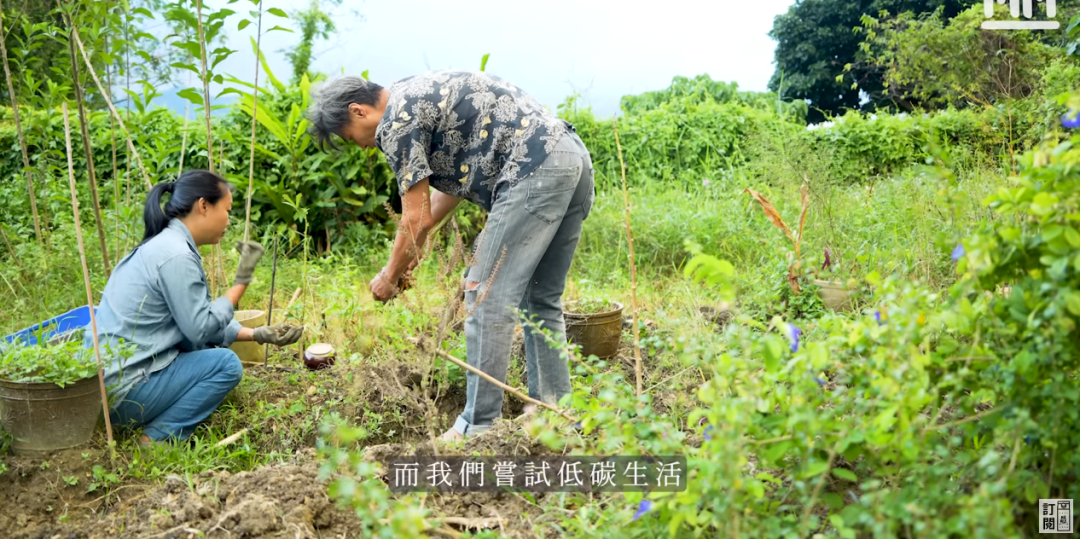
[140,169,232,245]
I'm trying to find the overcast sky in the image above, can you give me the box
[186,0,796,118]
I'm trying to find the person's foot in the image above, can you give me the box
[138,434,168,448]
[438,427,464,442]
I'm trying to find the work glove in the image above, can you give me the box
[234,241,265,285]
[253,323,305,346]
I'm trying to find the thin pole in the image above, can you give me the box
[63,7,111,276]
[613,120,643,398]
[265,234,278,366]
[70,28,152,189]
[106,36,120,263]
[62,102,114,447]
[244,2,264,242]
[0,0,43,246]
[195,0,213,172]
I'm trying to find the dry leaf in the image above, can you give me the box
[744,188,795,244]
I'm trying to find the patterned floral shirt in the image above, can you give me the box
[374,70,571,211]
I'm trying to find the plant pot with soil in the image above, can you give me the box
[0,339,133,456]
[563,299,624,359]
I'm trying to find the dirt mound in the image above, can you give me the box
[6,449,361,539]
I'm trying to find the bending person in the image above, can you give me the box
[85,169,304,447]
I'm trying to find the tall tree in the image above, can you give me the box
[768,0,965,123]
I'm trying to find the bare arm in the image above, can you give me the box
[224,283,247,308]
[233,327,255,342]
[384,178,436,282]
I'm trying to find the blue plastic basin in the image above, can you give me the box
[3,305,98,346]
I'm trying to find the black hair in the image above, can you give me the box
[141,169,233,244]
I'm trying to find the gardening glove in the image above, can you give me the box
[234,241,265,285]
[253,323,305,346]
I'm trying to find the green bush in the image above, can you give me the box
[0,338,133,386]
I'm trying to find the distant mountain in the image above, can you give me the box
[114,86,240,118]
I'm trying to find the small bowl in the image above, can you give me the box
[303,343,336,370]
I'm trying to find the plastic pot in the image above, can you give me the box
[0,376,102,455]
[564,301,624,359]
[813,279,852,312]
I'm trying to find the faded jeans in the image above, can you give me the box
[453,132,595,437]
[110,348,244,442]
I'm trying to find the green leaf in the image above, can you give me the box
[1066,292,1080,316]
[802,460,830,479]
[177,88,204,106]
[267,25,293,33]
[832,468,858,482]
[479,53,490,72]
[361,70,370,80]
[238,19,251,31]
[1066,227,1080,248]
[268,7,288,17]
[132,7,153,17]
[764,440,792,465]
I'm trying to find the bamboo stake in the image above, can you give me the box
[613,120,643,398]
[215,428,248,447]
[70,28,152,189]
[63,8,111,276]
[0,0,43,246]
[244,2,265,242]
[410,337,579,425]
[106,36,120,263]
[0,224,23,272]
[178,70,192,174]
[195,0,213,172]
[62,102,114,447]
[264,234,278,366]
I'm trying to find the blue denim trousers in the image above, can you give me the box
[110,348,244,441]
[453,132,595,436]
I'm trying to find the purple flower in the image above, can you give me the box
[951,243,965,262]
[814,376,827,386]
[822,249,832,271]
[874,311,883,326]
[1062,110,1080,129]
[785,323,802,353]
[702,179,711,187]
[633,499,653,520]
[704,425,714,441]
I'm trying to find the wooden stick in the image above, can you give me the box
[195,0,214,172]
[613,120,643,397]
[0,0,43,246]
[62,102,114,446]
[409,337,579,424]
[178,73,191,174]
[0,223,23,272]
[215,428,248,447]
[63,8,111,276]
[288,287,302,309]
[264,234,278,366]
[106,36,120,264]
[244,2,264,242]
[70,28,152,190]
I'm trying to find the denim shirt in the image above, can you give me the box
[84,219,241,406]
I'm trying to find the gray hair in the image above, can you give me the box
[306,75,385,151]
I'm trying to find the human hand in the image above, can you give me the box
[369,269,399,303]
[253,323,304,346]
[234,241,265,285]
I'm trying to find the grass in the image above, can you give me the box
[0,132,1020,537]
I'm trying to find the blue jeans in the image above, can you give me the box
[110,348,244,441]
[453,132,595,436]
